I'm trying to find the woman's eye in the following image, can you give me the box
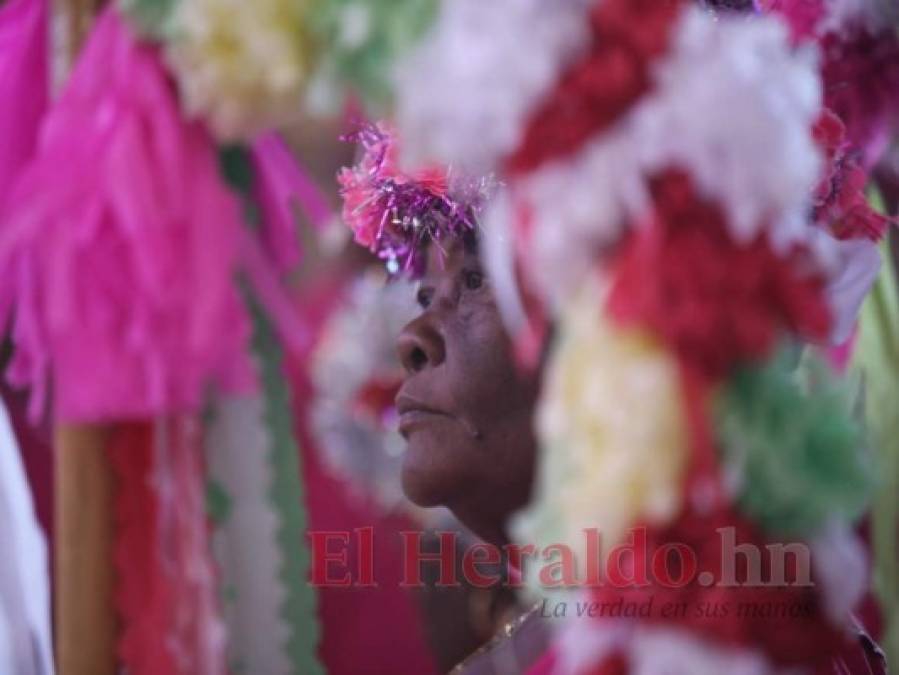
[464,270,484,291]
[416,287,433,309]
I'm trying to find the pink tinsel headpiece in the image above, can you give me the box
[338,123,493,278]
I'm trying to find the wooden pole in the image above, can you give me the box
[51,2,117,671]
[50,3,122,674]
[54,424,117,675]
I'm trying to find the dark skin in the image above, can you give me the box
[395,238,541,547]
[396,238,550,672]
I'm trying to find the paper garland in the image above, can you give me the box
[205,394,294,675]
[110,417,227,675]
[249,300,324,675]
[218,144,324,675]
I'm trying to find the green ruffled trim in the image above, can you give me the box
[852,234,899,669]
[219,145,324,675]
[206,478,233,526]
[251,300,324,675]
[716,345,875,538]
[118,0,179,39]
[308,0,438,112]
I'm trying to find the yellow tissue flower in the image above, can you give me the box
[166,0,312,140]
[512,279,689,587]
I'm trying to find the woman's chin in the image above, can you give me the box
[400,438,465,508]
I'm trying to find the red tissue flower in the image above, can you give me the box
[607,170,831,380]
[590,504,854,668]
[820,24,899,170]
[507,0,686,174]
[813,109,893,241]
[760,0,899,167]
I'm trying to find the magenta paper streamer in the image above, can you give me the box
[0,8,308,423]
[0,0,48,206]
[251,133,333,272]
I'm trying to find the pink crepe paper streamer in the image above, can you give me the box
[0,0,48,330]
[0,8,307,423]
[0,0,48,205]
[251,132,333,272]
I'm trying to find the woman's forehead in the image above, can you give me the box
[420,233,481,280]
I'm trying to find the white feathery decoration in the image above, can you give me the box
[394,0,592,174]
[484,8,825,320]
[635,8,822,245]
[629,627,774,675]
[310,272,418,512]
[811,522,869,625]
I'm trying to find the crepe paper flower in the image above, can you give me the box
[511,278,689,587]
[0,0,48,208]
[625,628,773,675]
[755,0,827,41]
[589,505,854,669]
[395,0,592,174]
[484,7,824,328]
[714,344,874,537]
[810,522,868,625]
[338,122,491,278]
[607,170,831,380]
[820,23,899,169]
[119,0,179,38]
[306,0,437,114]
[310,271,418,512]
[630,7,822,246]
[506,0,687,174]
[0,9,304,423]
[760,0,899,167]
[165,0,312,141]
[759,0,897,42]
[813,109,894,241]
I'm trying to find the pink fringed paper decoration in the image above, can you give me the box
[0,8,251,422]
[0,0,48,331]
[0,8,308,423]
[251,132,333,272]
[0,0,47,205]
[110,418,226,675]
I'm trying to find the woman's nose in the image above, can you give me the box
[397,313,446,374]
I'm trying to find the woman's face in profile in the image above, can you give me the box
[395,238,540,545]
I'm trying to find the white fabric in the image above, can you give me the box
[0,401,53,675]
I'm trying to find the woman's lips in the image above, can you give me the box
[395,394,452,438]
